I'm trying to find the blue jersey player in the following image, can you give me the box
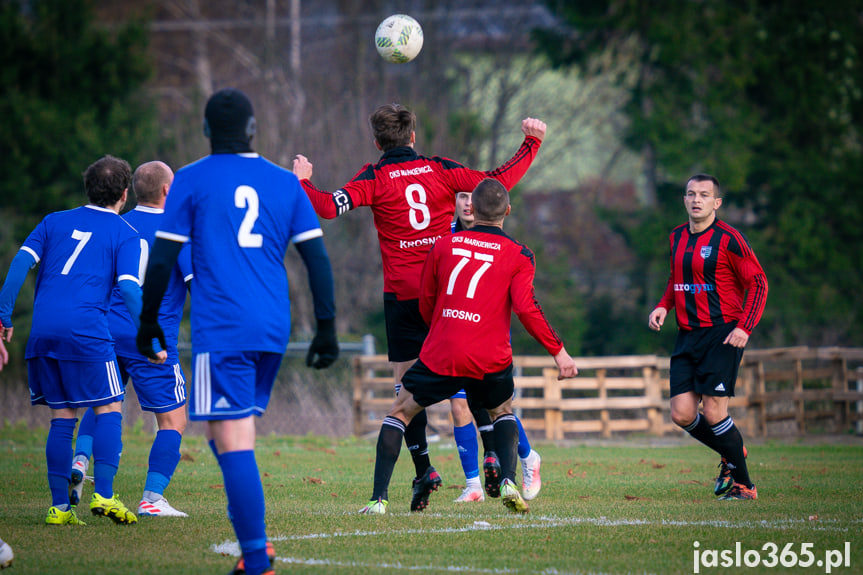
[136,89,338,575]
[69,161,194,517]
[0,155,161,526]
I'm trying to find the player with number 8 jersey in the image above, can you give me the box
[294,105,544,302]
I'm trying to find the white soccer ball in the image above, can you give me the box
[375,14,423,64]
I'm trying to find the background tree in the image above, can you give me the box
[0,0,158,219]
[0,0,158,375]
[535,0,863,348]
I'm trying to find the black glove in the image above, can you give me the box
[306,318,339,369]
[137,320,167,361]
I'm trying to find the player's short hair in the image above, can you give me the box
[471,178,509,221]
[204,88,256,142]
[132,161,172,205]
[83,155,132,207]
[369,103,415,151]
[686,173,722,197]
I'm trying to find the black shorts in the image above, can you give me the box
[383,293,428,362]
[669,322,744,398]
[402,359,514,412]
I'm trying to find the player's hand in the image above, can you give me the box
[553,348,578,380]
[137,321,168,365]
[0,338,8,372]
[293,154,314,180]
[0,318,13,343]
[723,327,750,348]
[521,118,547,142]
[306,318,339,369]
[648,308,667,331]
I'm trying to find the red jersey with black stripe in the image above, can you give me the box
[301,137,541,300]
[656,219,768,334]
[417,225,562,379]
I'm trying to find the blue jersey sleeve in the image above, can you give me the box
[0,250,38,327]
[178,243,193,285]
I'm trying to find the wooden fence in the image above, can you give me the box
[352,347,863,438]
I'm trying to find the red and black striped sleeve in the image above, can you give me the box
[720,222,768,334]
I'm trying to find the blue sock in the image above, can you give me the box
[144,429,182,498]
[453,423,480,480]
[92,412,123,498]
[516,416,531,459]
[219,450,268,575]
[46,418,77,507]
[74,408,96,461]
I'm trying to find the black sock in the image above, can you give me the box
[371,416,405,501]
[472,407,495,454]
[711,416,753,488]
[680,413,722,455]
[492,414,519,483]
[404,409,430,478]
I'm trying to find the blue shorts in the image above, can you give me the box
[28,357,124,409]
[117,354,187,413]
[189,351,283,421]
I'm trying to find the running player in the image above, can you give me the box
[136,88,338,575]
[293,103,545,512]
[363,178,577,514]
[0,155,158,526]
[69,161,193,517]
[648,173,767,500]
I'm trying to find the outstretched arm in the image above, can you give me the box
[293,155,356,220]
[484,118,546,189]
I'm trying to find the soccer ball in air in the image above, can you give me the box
[375,14,423,64]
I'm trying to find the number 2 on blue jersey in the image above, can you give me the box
[235,185,263,248]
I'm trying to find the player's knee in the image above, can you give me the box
[450,399,471,425]
[701,403,728,425]
[671,407,696,428]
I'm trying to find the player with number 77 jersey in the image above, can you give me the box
[417,193,563,379]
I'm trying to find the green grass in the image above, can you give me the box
[0,423,861,574]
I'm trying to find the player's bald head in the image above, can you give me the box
[133,161,173,205]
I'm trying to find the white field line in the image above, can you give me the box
[210,514,856,574]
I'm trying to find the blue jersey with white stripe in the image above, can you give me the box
[156,153,323,353]
[22,205,141,360]
[109,206,192,363]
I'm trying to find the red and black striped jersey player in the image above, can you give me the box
[359,178,578,514]
[648,173,768,501]
[293,104,546,512]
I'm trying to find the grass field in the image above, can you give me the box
[0,423,860,575]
